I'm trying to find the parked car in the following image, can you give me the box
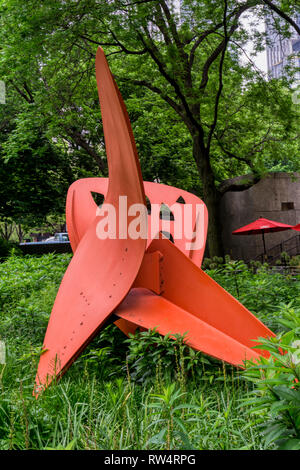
[45,233,69,243]
[19,232,71,255]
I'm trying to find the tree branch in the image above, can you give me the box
[114,74,188,123]
[199,3,253,91]
[120,0,156,6]
[217,138,256,170]
[23,82,34,103]
[188,2,253,69]
[262,0,300,36]
[206,0,229,151]
[138,28,202,132]
[10,81,34,104]
[189,27,222,68]
[66,128,107,173]
[219,173,261,194]
[153,3,173,46]
[108,28,148,55]
[79,33,147,54]
[160,0,182,49]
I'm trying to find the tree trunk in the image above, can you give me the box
[16,224,24,243]
[192,134,223,258]
[0,221,14,241]
[203,177,223,258]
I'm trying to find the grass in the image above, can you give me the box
[0,253,299,450]
[0,358,265,450]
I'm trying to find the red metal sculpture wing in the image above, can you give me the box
[115,238,275,364]
[34,48,147,394]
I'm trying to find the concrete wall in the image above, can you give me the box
[220,172,300,260]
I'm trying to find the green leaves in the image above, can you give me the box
[207,260,300,333]
[242,300,300,450]
[273,386,300,405]
[146,383,196,450]
[44,438,77,450]
[125,327,217,385]
[2,253,298,449]
[277,438,300,450]
[0,0,299,257]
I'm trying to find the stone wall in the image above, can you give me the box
[220,172,300,260]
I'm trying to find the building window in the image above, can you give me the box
[293,40,300,53]
[281,202,295,211]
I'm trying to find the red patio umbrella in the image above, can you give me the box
[232,217,293,256]
[292,223,300,232]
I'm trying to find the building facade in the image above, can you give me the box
[220,173,300,261]
[266,13,300,80]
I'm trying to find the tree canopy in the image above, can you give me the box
[0,0,299,252]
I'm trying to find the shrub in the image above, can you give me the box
[126,329,205,384]
[0,239,21,261]
[290,255,300,268]
[242,302,300,450]
[202,256,224,270]
[280,251,290,265]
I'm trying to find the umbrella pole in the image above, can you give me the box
[262,231,267,259]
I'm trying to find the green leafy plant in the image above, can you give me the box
[45,439,77,450]
[0,239,21,261]
[147,383,197,450]
[242,304,300,450]
[125,328,214,385]
[289,255,300,268]
[280,251,291,266]
[202,256,224,270]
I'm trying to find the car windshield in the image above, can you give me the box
[54,233,69,241]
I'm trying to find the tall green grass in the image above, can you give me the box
[0,254,298,450]
[0,354,265,450]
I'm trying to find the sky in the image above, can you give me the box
[241,14,268,74]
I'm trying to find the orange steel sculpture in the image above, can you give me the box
[34,48,274,395]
